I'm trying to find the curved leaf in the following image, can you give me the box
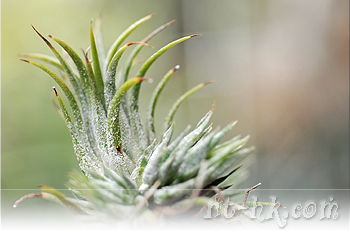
[128,34,200,163]
[105,13,155,70]
[48,34,89,87]
[121,19,176,86]
[90,21,104,106]
[142,124,174,186]
[106,77,146,171]
[31,26,82,100]
[147,65,180,142]
[18,53,62,70]
[21,60,79,119]
[105,42,151,108]
[162,80,214,133]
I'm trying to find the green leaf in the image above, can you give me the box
[32,27,99,157]
[162,80,214,133]
[142,124,174,186]
[94,9,106,73]
[48,34,89,88]
[205,147,253,186]
[117,21,177,146]
[22,59,102,176]
[157,125,191,185]
[82,53,109,158]
[172,109,213,166]
[209,121,237,150]
[147,65,180,142]
[130,34,201,107]
[121,19,176,86]
[39,185,90,215]
[162,125,191,163]
[90,21,105,106]
[52,87,74,134]
[136,34,200,79]
[18,53,62,70]
[106,77,145,172]
[173,130,218,183]
[51,87,103,176]
[158,110,213,185]
[128,35,200,161]
[31,26,83,102]
[105,42,150,108]
[207,135,250,165]
[22,60,80,121]
[105,13,155,70]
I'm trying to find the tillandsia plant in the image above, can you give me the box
[14,13,282,225]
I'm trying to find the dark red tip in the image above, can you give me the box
[31,25,53,48]
[20,59,30,63]
[52,87,58,96]
[81,48,90,64]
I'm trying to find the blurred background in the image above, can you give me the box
[1,0,349,223]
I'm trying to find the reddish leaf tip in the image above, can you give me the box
[31,26,53,48]
[161,19,176,29]
[31,25,41,36]
[202,80,215,86]
[13,193,43,208]
[81,48,90,64]
[20,59,30,63]
[211,100,216,112]
[127,42,153,48]
[52,87,58,96]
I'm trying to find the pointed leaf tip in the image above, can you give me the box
[52,86,58,96]
[82,49,90,63]
[31,26,53,48]
[13,193,43,208]
[138,77,150,83]
[211,100,216,112]
[203,80,215,86]
[20,59,30,63]
[126,42,153,48]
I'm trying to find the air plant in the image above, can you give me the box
[14,13,282,226]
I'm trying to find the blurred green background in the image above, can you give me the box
[2,0,348,216]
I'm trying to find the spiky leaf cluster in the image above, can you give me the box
[15,14,258,222]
